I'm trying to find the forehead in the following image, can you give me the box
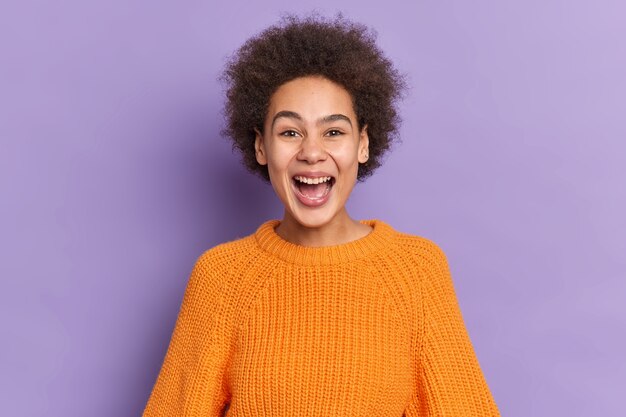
[266,76,357,122]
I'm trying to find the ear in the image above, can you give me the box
[357,124,370,164]
[254,128,268,165]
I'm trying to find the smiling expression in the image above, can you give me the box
[254,75,369,230]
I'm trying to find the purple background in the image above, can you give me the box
[1,1,625,416]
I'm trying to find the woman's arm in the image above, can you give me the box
[142,251,233,417]
[404,242,500,417]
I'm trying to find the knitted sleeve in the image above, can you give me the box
[142,251,232,417]
[404,242,500,416]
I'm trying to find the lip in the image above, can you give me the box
[290,171,335,208]
[292,170,335,179]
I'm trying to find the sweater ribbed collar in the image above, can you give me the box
[254,219,395,266]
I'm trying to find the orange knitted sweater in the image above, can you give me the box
[142,219,500,416]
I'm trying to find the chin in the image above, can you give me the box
[288,205,339,230]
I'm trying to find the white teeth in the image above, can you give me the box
[294,176,332,185]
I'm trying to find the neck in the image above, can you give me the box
[275,208,373,247]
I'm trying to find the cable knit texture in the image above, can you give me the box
[142,219,500,416]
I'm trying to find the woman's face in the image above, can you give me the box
[255,75,369,230]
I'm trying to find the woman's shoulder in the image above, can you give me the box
[383,222,450,268]
[383,220,445,251]
[374,222,454,303]
[185,232,262,299]
[194,232,259,269]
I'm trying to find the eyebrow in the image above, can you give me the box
[271,111,353,129]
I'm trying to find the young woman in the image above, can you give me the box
[142,14,500,417]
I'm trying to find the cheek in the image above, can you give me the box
[330,144,361,172]
[266,147,295,178]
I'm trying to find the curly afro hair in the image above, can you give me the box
[220,13,407,182]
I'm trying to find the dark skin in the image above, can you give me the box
[254,75,372,247]
[221,16,406,185]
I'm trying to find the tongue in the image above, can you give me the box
[299,182,328,199]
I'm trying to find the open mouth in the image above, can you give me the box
[291,175,335,205]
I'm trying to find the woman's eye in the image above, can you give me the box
[280,130,299,137]
[326,129,343,137]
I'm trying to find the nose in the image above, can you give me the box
[297,135,327,164]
